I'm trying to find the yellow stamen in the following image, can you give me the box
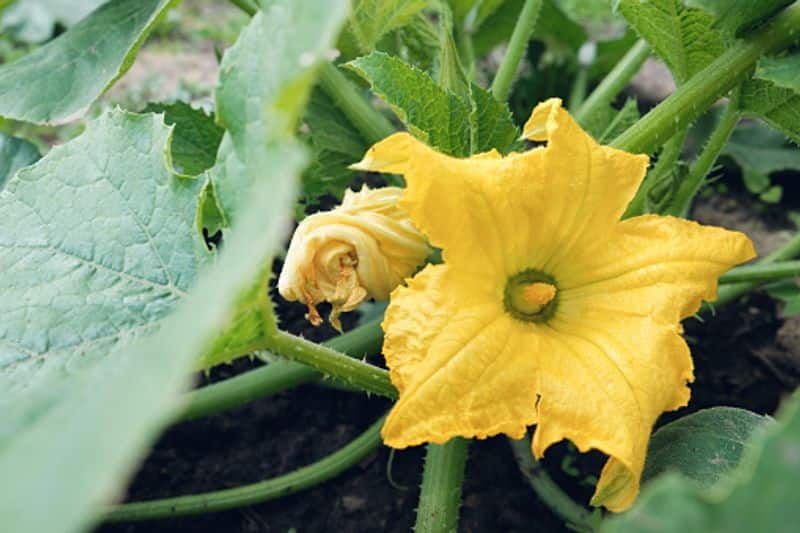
[523,282,557,307]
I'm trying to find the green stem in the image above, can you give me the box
[415,438,470,533]
[624,128,689,218]
[490,0,543,102]
[712,231,800,309]
[666,91,742,217]
[103,415,386,522]
[508,437,596,532]
[456,25,477,81]
[227,0,257,16]
[612,2,800,155]
[719,260,800,284]
[264,330,397,399]
[180,319,384,422]
[568,67,589,114]
[319,62,396,144]
[576,39,650,125]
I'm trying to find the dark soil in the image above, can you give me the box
[97,194,800,533]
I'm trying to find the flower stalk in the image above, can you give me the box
[508,436,597,532]
[415,438,470,533]
[575,39,650,125]
[490,0,543,102]
[103,415,386,522]
[666,91,743,217]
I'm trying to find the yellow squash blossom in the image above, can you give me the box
[352,98,755,511]
[278,185,429,331]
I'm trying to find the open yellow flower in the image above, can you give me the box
[352,98,755,511]
[278,185,429,331]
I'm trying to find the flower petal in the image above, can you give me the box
[560,215,757,320]
[534,310,692,512]
[352,99,649,281]
[381,264,541,447]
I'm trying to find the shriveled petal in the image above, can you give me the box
[533,311,692,512]
[559,215,757,320]
[381,264,541,446]
[351,99,649,280]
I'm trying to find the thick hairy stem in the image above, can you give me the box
[414,438,470,533]
[612,2,800,155]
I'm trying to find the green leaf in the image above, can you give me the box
[759,184,783,203]
[346,0,430,53]
[0,132,39,188]
[345,51,517,157]
[144,102,224,177]
[0,0,106,43]
[602,396,800,533]
[684,0,793,36]
[211,0,349,225]
[0,110,208,392]
[346,51,472,156]
[469,83,519,154]
[740,79,800,144]
[723,120,800,176]
[0,112,307,533]
[767,280,800,317]
[613,0,724,84]
[582,97,640,144]
[0,0,347,528]
[300,88,368,208]
[642,407,771,488]
[0,0,177,125]
[755,52,800,94]
[742,167,771,194]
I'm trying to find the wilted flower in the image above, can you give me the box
[278,186,429,331]
[352,98,755,511]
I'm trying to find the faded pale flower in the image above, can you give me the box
[352,98,756,512]
[278,186,429,331]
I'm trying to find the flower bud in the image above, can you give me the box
[278,185,429,331]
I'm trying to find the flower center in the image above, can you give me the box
[504,270,558,322]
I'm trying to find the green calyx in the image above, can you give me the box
[503,269,559,323]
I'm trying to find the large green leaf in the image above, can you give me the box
[0,0,175,125]
[0,110,208,392]
[346,51,517,157]
[0,111,307,533]
[144,102,225,177]
[0,132,39,188]
[602,396,800,533]
[755,52,800,94]
[642,407,770,487]
[211,0,349,224]
[0,0,105,43]
[740,78,800,144]
[0,0,348,530]
[723,120,800,176]
[613,0,724,84]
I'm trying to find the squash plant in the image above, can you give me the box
[1,1,800,532]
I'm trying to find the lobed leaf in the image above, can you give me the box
[0,0,177,125]
[0,132,39,188]
[346,51,517,156]
[740,78,800,144]
[346,0,430,53]
[614,0,724,85]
